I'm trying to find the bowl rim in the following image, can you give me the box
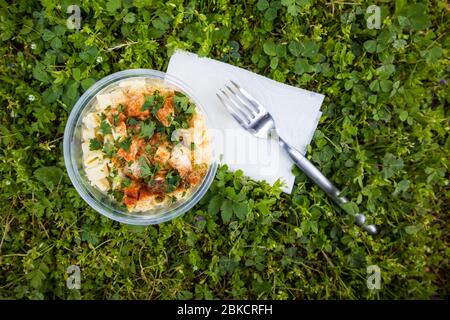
[63,69,218,225]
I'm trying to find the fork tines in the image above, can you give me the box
[216,81,263,127]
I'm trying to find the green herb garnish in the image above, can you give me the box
[121,177,132,187]
[89,138,102,151]
[127,117,139,126]
[99,119,112,135]
[165,170,180,193]
[173,91,190,112]
[142,95,155,111]
[118,137,131,152]
[111,190,124,202]
[113,114,120,126]
[102,140,116,158]
[139,120,156,140]
[138,156,153,179]
[151,90,165,117]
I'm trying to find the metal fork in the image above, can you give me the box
[217,81,378,235]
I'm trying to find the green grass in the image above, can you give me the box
[0,0,448,299]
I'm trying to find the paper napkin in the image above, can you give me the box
[166,50,324,193]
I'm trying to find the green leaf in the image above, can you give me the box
[394,0,407,15]
[380,79,392,92]
[363,40,377,53]
[208,195,222,215]
[425,46,443,64]
[369,80,380,92]
[102,140,116,158]
[301,40,319,58]
[165,169,180,192]
[42,85,62,104]
[65,81,79,101]
[149,91,165,117]
[81,78,96,91]
[123,12,136,24]
[139,156,153,179]
[405,225,419,235]
[233,202,248,220]
[106,0,122,13]
[263,41,277,56]
[256,0,269,11]
[382,153,404,179]
[89,138,102,151]
[344,80,354,91]
[173,92,190,112]
[294,58,312,74]
[42,29,55,41]
[33,64,49,83]
[34,166,64,191]
[270,57,279,69]
[118,137,131,152]
[99,120,112,135]
[399,110,408,121]
[139,120,156,139]
[393,179,410,195]
[141,94,156,111]
[152,14,171,31]
[405,3,431,31]
[341,201,359,215]
[30,269,46,289]
[50,37,62,49]
[288,41,302,57]
[264,7,278,21]
[393,39,407,50]
[177,290,193,300]
[221,199,233,223]
[72,68,82,82]
[53,25,66,37]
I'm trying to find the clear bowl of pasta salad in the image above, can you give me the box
[63,69,217,225]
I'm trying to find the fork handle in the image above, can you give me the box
[279,138,378,235]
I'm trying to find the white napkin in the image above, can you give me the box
[166,50,324,193]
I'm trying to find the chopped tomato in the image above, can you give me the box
[154,144,171,164]
[123,185,140,206]
[125,92,150,120]
[156,95,174,127]
[117,137,145,162]
[138,186,153,201]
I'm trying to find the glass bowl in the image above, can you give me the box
[63,69,217,225]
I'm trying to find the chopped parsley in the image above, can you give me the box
[118,137,131,152]
[99,119,112,135]
[127,117,139,126]
[139,120,156,140]
[151,90,165,117]
[173,91,190,112]
[111,190,124,202]
[121,177,132,188]
[89,138,102,151]
[113,114,120,126]
[138,156,153,179]
[102,140,116,158]
[141,95,155,111]
[165,170,180,192]
[144,144,153,154]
